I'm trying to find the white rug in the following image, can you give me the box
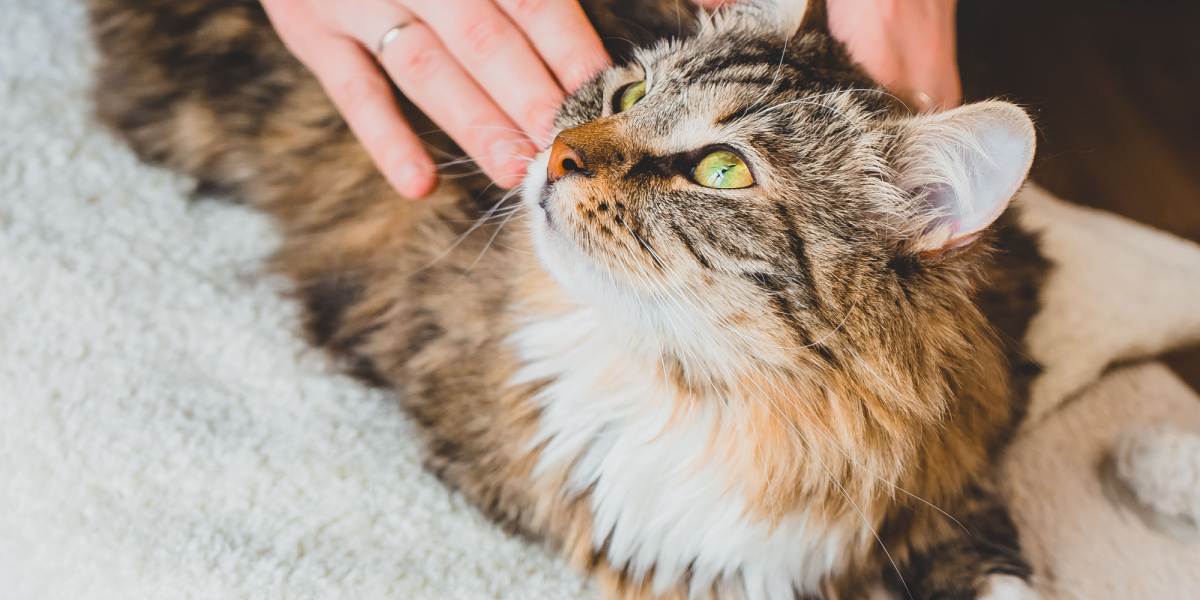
[2,1,1198,598]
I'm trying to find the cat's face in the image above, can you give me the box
[520,3,1035,383]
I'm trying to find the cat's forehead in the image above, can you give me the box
[600,34,880,159]
[631,26,845,95]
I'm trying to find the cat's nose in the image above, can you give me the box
[547,135,587,183]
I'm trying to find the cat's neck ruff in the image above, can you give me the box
[507,277,872,597]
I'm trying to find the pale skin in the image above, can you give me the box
[260,0,960,199]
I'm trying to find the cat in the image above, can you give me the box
[88,0,1050,597]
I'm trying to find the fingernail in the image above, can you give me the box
[394,163,432,198]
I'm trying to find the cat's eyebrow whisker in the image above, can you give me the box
[836,87,908,108]
[745,88,903,141]
[743,28,794,115]
[600,34,639,51]
[753,96,863,134]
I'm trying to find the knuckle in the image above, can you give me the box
[393,43,439,78]
[331,76,382,115]
[461,17,507,56]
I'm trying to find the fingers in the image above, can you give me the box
[314,40,440,196]
[691,0,735,9]
[261,0,437,197]
[404,0,568,144]
[375,18,535,187]
[828,0,962,112]
[266,0,617,196]
[495,0,610,92]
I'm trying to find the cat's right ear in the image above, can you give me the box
[890,101,1037,255]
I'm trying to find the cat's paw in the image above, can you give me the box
[979,575,1039,600]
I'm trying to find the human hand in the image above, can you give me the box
[260,0,610,198]
[694,0,962,111]
[827,0,961,110]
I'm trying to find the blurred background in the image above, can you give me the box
[959,0,1200,391]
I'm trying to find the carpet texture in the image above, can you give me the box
[2,1,1199,598]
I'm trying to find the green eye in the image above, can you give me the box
[614,81,646,113]
[692,150,754,189]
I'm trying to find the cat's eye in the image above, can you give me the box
[692,150,755,189]
[613,81,646,113]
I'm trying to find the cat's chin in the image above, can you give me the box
[520,156,662,333]
[520,150,604,298]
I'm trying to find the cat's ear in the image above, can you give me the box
[796,0,829,33]
[891,101,1036,254]
[726,0,828,37]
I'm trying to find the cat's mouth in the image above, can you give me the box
[522,149,555,226]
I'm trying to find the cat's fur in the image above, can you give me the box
[88,0,1050,597]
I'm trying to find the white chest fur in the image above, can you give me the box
[509,307,867,599]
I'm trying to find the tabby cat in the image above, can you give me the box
[89,0,1050,597]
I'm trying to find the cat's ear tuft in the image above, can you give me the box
[892,101,1036,254]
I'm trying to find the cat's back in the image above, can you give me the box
[90,0,529,391]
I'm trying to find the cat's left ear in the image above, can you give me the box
[730,0,829,37]
[891,101,1037,254]
[795,0,829,33]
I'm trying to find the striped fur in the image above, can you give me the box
[88,0,1048,597]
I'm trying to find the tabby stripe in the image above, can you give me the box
[774,203,823,312]
[617,213,665,270]
[743,272,812,345]
[670,223,713,269]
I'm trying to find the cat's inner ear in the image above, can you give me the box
[892,101,1036,253]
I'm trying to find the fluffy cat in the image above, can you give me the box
[88,0,1050,597]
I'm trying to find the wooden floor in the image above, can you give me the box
[957,1,1200,391]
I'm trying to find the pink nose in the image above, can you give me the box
[547,135,586,182]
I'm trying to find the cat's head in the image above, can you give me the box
[520,0,1035,390]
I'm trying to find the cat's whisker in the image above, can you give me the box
[742,27,794,115]
[433,157,481,168]
[415,187,522,272]
[465,201,524,273]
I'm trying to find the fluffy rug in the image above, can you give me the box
[3,1,1199,598]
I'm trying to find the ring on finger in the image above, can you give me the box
[376,18,418,57]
